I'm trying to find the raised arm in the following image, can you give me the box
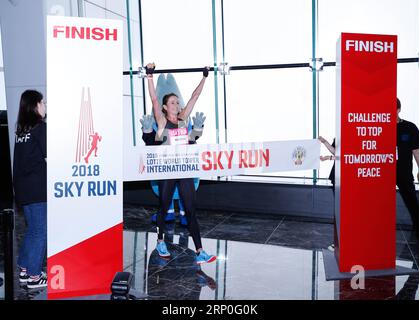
[178,67,209,121]
[318,136,336,155]
[146,63,165,127]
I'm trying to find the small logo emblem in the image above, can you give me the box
[292,146,306,165]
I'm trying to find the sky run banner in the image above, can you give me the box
[136,139,321,180]
[47,16,123,299]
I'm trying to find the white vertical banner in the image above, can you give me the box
[47,16,123,299]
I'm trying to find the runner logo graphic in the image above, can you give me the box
[139,155,145,174]
[75,87,102,164]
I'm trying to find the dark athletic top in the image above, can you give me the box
[13,121,47,205]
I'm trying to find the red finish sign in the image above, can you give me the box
[335,33,397,272]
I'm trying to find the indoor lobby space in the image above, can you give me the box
[2,203,419,300]
[1,0,419,305]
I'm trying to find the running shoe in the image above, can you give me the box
[327,244,335,252]
[156,241,171,258]
[196,250,217,264]
[19,270,30,283]
[27,272,47,289]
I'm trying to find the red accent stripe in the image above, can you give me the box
[87,97,90,136]
[80,89,85,162]
[89,97,93,135]
[88,88,94,134]
[80,100,83,161]
[82,100,86,158]
[47,223,123,299]
[75,89,84,163]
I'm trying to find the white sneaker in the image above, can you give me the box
[27,272,47,289]
[19,271,30,283]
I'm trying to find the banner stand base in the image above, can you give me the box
[322,249,419,281]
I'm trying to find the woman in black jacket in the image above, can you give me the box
[13,90,47,289]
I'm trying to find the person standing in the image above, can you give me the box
[146,63,216,264]
[319,136,336,191]
[319,136,336,251]
[396,98,419,239]
[13,90,47,288]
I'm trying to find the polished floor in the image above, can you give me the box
[1,204,419,300]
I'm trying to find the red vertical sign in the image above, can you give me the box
[335,33,397,272]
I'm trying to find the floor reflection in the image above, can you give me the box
[2,205,419,300]
[123,228,419,300]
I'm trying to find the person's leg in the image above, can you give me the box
[328,181,336,251]
[178,198,185,215]
[178,198,188,226]
[157,180,177,240]
[397,176,419,237]
[17,205,33,281]
[25,202,47,277]
[165,198,175,221]
[177,178,202,251]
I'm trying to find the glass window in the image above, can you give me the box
[318,0,419,61]
[86,0,106,7]
[80,1,419,185]
[140,0,214,69]
[81,1,143,177]
[225,69,313,143]
[104,0,126,17]
[223,0,312,65]
[225,68,313,178]
[0,26,6,111]
[45,0,79,16]
[84,1,107,18]
[318,67,336,181]
[84,0,126,17]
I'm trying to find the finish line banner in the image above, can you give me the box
[136,139,320,180]
[47,16,123,299]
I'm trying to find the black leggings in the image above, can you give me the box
[157,178,202,250]
[397,174,419,232]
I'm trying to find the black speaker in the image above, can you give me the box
[110,272,133,300]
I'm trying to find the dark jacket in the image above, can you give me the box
[13,121,47,205]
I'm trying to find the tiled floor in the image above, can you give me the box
[1,204,419,300]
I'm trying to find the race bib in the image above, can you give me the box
[168,127,188,145]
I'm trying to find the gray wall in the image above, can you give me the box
[0,0,47,164]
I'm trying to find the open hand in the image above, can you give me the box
[140,114,155,133]
[192,112,206,129]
